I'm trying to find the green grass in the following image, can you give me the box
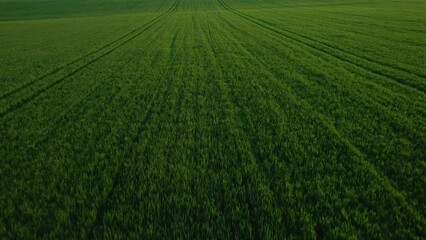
[0,0,425,239]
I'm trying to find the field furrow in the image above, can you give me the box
[0,0,424,238]
[214,9,425,212]
[217,0,426,93]
[0,0,182,119]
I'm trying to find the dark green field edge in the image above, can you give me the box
[0,18,179,238]
[215,6,425,214]
[0,0,169,21]
[217,0,426,94]
[0,0,181,120]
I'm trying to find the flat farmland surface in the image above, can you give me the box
[0,0,425,238]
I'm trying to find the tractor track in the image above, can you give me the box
[216,0,426,94]
[0,0,181,120]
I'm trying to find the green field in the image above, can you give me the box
[0,0,425,238]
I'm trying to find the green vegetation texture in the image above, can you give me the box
[0,0,425,239]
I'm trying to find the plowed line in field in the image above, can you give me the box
[253,8,426,78]
[217,0,426,94]
[219,71,264,239]
[216,12,423,220]
[0,20,170,169]
[31,53,144,156]
[88,24,183,238]
[218,13,421,141]
[245,14,426,81]
[203,18,267,238]
[0,0,181,120]
[0,2,178,101]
